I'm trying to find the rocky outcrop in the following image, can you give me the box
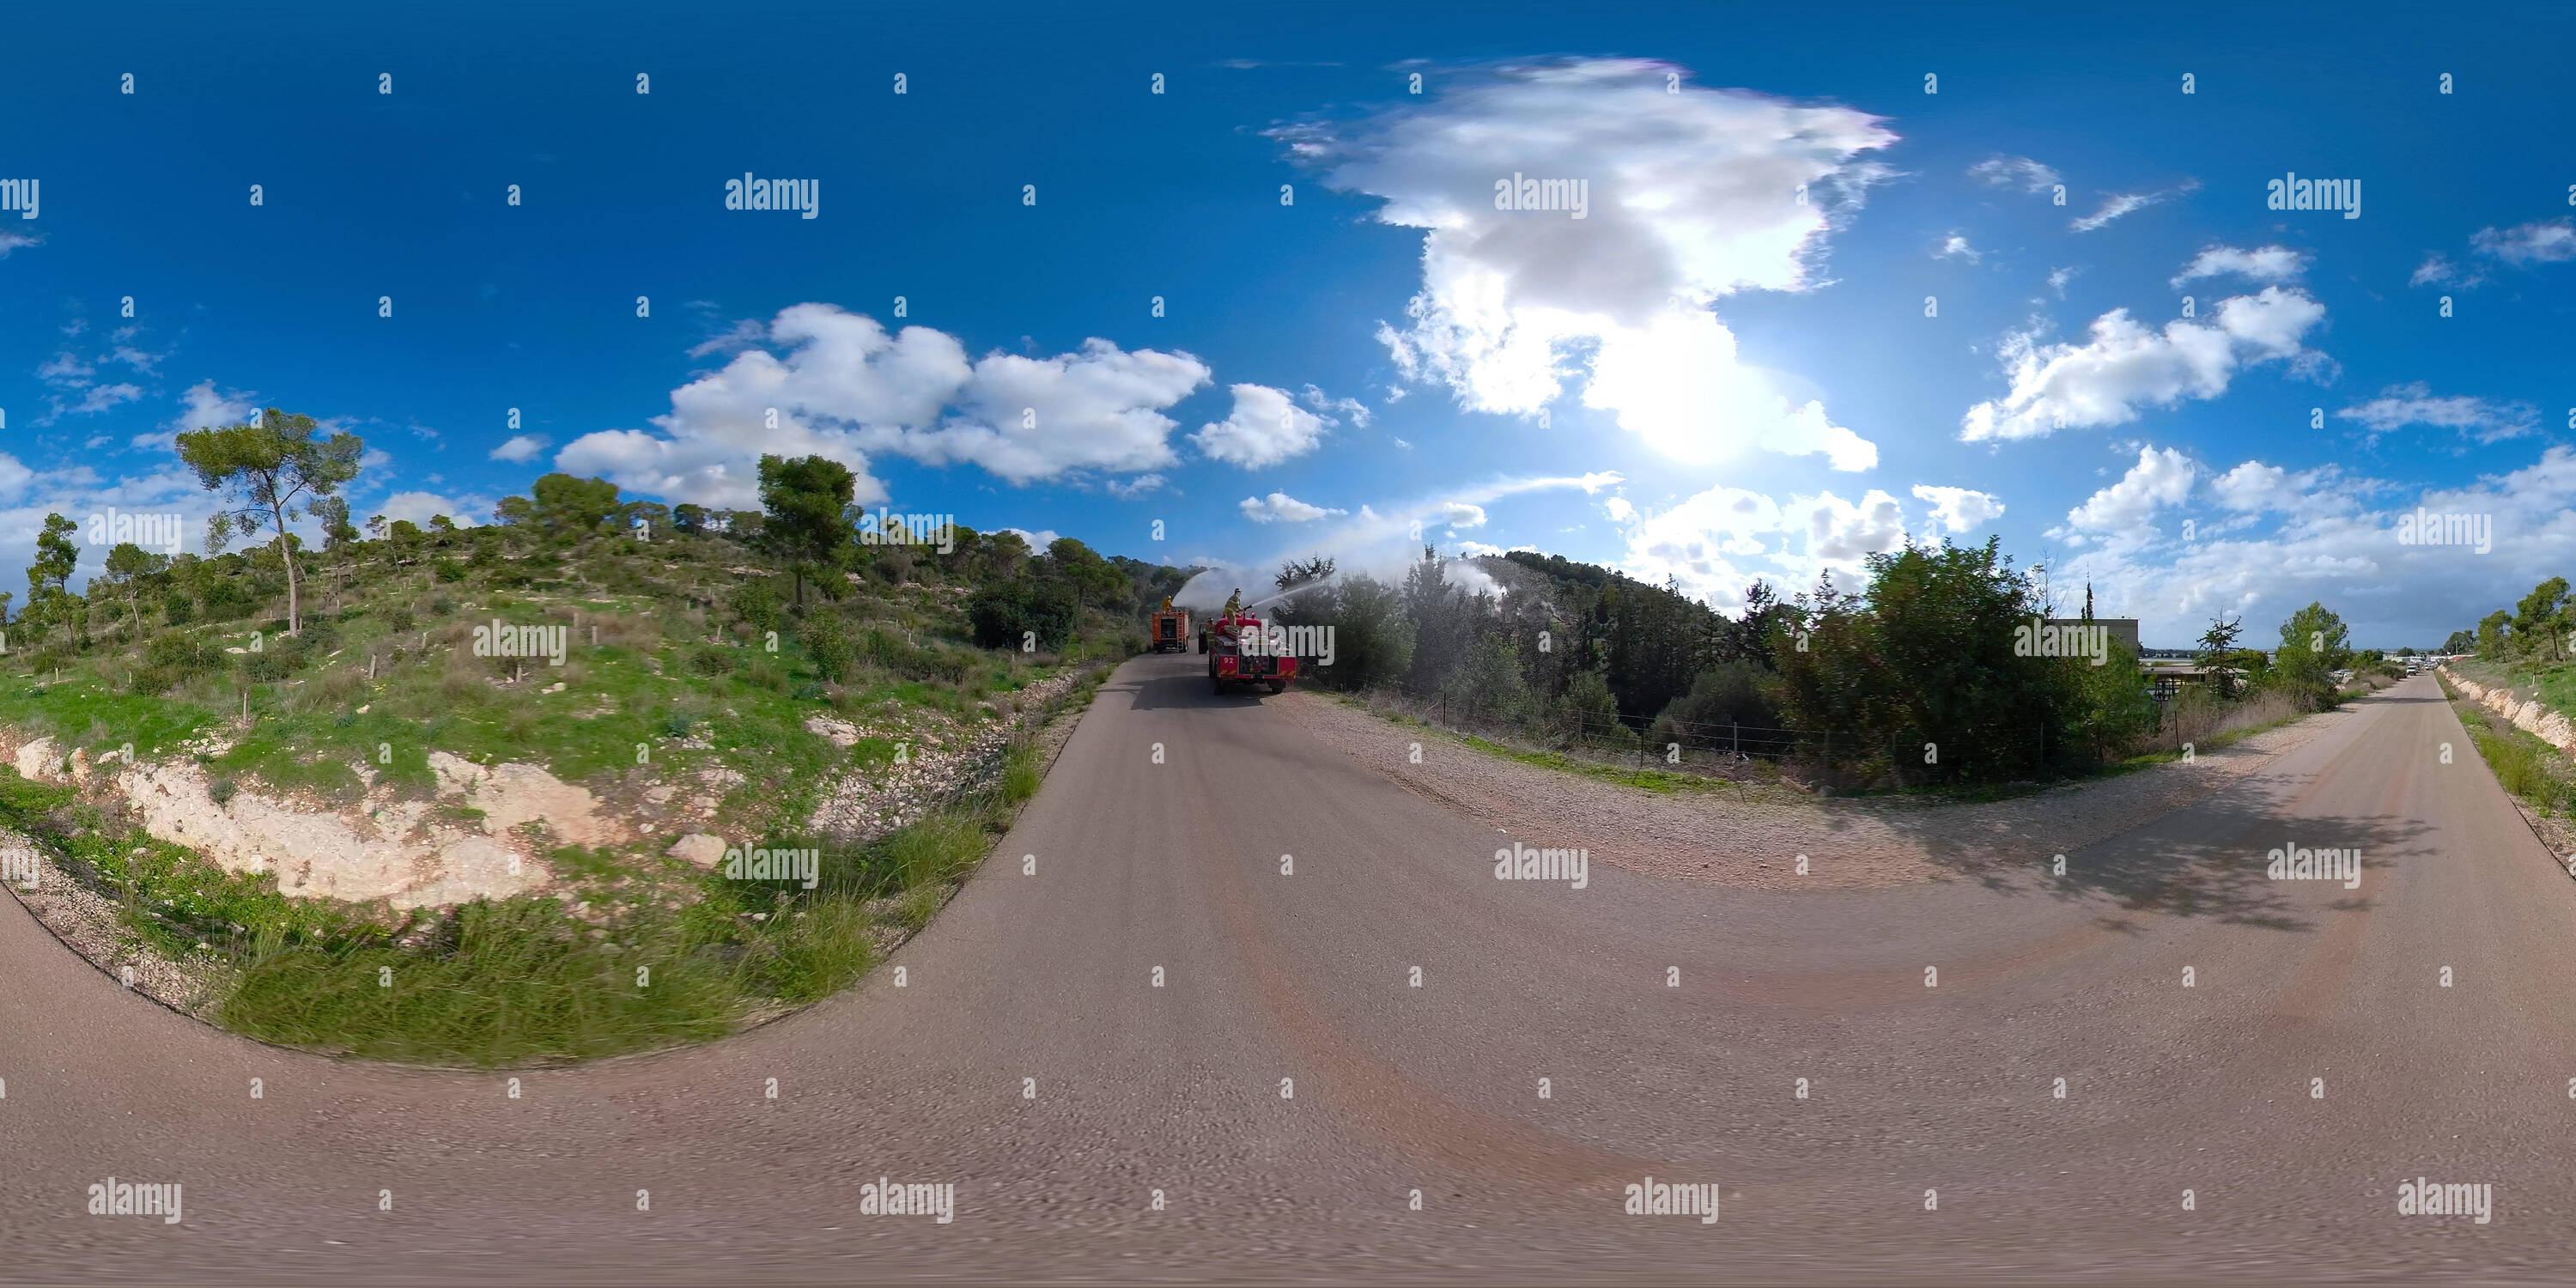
[2441,667,2576,756]
[429,750,630,848]
[113,758,552,908]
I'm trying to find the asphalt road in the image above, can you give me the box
[3,662,2571,1284]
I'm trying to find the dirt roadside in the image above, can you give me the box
[1278,690,2357,890]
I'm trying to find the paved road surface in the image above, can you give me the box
[3,663,2569,1283]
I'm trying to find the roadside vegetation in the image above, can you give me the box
[0,408,1171,1066]
[1275,538,2391,794]
[2437,671,2576,818]
[2444,576,2576,725]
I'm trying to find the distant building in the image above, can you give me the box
[2044,618,2140,655]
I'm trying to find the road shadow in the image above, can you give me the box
[1123,655,1285,712]
[2047,799,2422,933]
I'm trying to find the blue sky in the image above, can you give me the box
[3,1,2570,647]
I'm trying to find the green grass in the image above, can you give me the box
[1000,738,1043,804]
[0,675,214,761]
[2441,673,2576,815]
[0,535,1111,1066]
[220,897,741,1065]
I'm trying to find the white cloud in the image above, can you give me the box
[999,527,1060,550]
[0,458,205,587]
[2171,244,2308,288]
[2410,253,2476,288]
[1239,491,1346,523]
[1284,58,1892,471]
[377,492,480,527]
[2470,218,2575,265]
[1193,384,1331,468]
[0,229,38,257]
[2415,219,2572,290]
[558,303,1209,507]
[1935,233,1983,264]
[2208,460,2292,513]
[489,434,548,463]
[1911,484,2005,535]
[881,338,1210,483]
[1960,287,2328,441]
[1795,489,1908,562]
[1107,472,1165,499]
[2062,446,2196,536]
[2336,381,2537,445]
[1970,155,2060,193]
[2031,445,2576,648]
[2046,266,2081,298]
[172,380,256,434]
[65,383,143,415]
[688,318,770,358]
[1299,384,1370,428]
[2069,179,2198,233]
[1440,501,1487,530]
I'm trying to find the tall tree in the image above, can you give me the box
[756,454,856,606]
[530,473,623,535]
[101,542,169,635]
[2513,576,2571,662]
[176,409,362,635]
[25,513,79,646]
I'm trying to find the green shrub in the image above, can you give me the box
[1000,739,1042,804]
[802,611,856,683]
[733,579,783,634]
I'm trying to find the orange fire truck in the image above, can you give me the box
[1147,598,1191,653]
[1202,589,1297,695]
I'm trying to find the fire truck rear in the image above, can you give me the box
[1205,608,1297,695]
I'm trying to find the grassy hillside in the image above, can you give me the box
[0,469,1173,1066]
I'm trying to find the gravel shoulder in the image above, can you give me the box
[1278,689,2359,889]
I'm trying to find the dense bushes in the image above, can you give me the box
[968,582,1075,652]
[1770,538,2156,784]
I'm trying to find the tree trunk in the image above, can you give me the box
[272,507,302,634]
